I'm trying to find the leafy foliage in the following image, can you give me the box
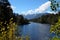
[49,0,60,40]
[0,0,29,40]
[0,0,17,40]
[49,17,60,40]
[49,0,60,11]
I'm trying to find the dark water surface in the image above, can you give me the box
[17,22,50,40]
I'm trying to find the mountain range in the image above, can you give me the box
[23,13,50,19]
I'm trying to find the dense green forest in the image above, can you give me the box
[30,12,60,24]
[0,0,29,40]
[14,14,29,25]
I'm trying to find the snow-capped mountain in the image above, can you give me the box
[24,13,49,19]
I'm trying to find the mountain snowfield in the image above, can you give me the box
[23,13,50,19]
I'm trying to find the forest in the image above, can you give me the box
[0,0,60,40]
[30,12,60,24]
[0,0,29,40]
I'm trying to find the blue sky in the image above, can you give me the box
[9,0,51,15]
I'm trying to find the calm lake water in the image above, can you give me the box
[16,22,50,40]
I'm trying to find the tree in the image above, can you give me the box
[49,0,60,40]
[50,17,60,40]
[0,0,17,40]
[49,0,60,12]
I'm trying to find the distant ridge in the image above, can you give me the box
[24,13,50,19]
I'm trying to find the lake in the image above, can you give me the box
[16,22,50,40]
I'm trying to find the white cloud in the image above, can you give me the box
[34,1,51,13]
[20,10,34,15]
[20,1,51,15]
[46,11,58,14]
[26,10,34,14]
[11,5,16,10]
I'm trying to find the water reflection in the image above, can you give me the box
[16,22,50,40]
